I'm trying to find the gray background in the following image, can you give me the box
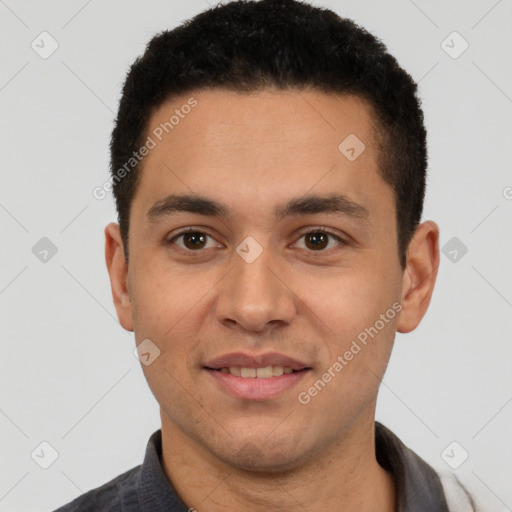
[1,0,511,510]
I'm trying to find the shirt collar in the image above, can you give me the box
[130,423,449,512]
[130,429,188,511]
[375,421,450,512]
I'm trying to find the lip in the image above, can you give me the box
[204,351,310,371]
[203,352,312,401]
[204,368,311,401]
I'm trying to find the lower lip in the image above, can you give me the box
[204,369,310,401]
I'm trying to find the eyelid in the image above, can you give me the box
[166,226,350,251]
[167,226,222,248]
[292,226,349,246]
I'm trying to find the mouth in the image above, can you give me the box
[203,352,312,400]
[206,366,307,378]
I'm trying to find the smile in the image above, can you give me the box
[204,367,311,401]
[215,366,297,378]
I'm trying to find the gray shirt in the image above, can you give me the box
[53,422,474,511]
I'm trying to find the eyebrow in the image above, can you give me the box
[274,194,369,222]
[146,193,369,223]
[147,194,229,221]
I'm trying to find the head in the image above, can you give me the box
[111,0,427,269]
[105,0,439,472]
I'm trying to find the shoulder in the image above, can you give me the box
[374,422,480,511]
[438,472,480,512]
[52,464,141,512]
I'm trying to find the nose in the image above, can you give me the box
[215,246,297,334]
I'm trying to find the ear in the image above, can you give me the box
[105,222,134,332]
[396,221,440,333]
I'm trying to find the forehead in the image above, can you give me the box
[134,88,391,221]
[145,87,378,161]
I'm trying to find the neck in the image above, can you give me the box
[159,415,396,512]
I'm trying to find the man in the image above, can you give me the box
[55,0,477,510]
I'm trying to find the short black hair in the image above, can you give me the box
[110,0,427,268]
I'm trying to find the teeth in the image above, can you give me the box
[272,366,284,376]
[256,366,273,378]
[218,366,300,378]
[229,366,241,376]
[240,367,256,378]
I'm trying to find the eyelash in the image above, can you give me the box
[167,226,348,253]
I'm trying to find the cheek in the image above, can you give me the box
[130,263,204,411]
[291,266,401,412]
[129,258,222,381]
[293,266,399,340]
[130,256,209,337]
[295,277,398,424]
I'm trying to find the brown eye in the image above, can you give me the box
[169,230,219,251]
[305,231,329,250]
[182,232,207,250]
[294,229,346,252]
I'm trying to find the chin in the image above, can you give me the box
[218,437,312,474]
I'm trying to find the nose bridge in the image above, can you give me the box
[216,242,296,331]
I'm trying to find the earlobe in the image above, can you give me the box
[396,221,440,334]
[104,222,134,332]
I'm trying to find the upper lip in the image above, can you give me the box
[204,352,311,371]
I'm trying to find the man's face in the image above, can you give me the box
[117,89,407,470]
